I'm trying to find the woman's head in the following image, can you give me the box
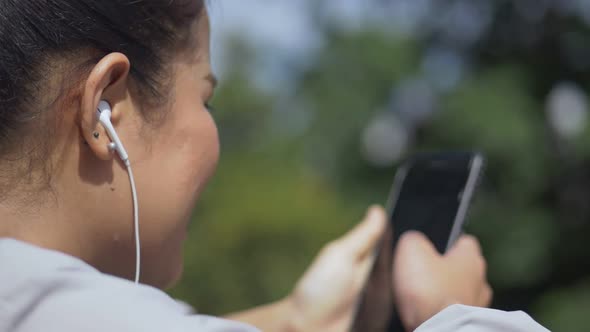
[0,0,219,288]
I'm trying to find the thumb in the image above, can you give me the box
[395,231,440,262]
[447,234,482,258]
[446,234,485,273]
[339,206,387,260]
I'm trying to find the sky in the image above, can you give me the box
[208,0,319,79]
[206,0,441,95]
[207,0,434,76]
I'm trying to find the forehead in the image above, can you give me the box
[190,9,211,60]
[173,7,210,65]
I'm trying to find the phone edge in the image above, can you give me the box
[445,153,485,252]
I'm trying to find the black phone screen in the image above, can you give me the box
[350,153,480,332]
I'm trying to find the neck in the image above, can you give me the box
[0,142,138,282]
[0,196,86,257]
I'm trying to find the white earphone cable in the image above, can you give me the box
[125,160,141,284]
[97,101,139,284]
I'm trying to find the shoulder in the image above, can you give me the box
[415,305,550,332]
[0,239,258,332]
[34,275,258,331]
[12,272,258,332]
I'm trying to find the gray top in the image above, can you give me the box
[416,303,550,332]
[0,239,259,332]
[0,239,549,332]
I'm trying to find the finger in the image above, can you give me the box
[393,231,440,287]
[446,235,487,281]
[355,251,376,289]
[338,205,387,260]
[478,283,493,307]
[395,231,439,260]
[447,234,483,258]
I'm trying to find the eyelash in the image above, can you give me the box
[205,103,216,113]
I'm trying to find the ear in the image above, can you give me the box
[80,52,132,161]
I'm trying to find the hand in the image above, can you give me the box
[393,231,492,331]
[286,206,387,332]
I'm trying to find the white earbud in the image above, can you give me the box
[96,100,141,285]
[97,100,129,165]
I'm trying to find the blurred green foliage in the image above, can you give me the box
[170,3,590,331]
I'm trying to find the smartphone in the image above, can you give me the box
[350,152,485,332]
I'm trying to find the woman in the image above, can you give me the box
[0,1,544,331]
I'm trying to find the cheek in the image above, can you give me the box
[157,110,219,213]
[135,110,219,287]
[177,111,220,190]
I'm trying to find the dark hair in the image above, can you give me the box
[0,0,204,155]
[0,0,205,196]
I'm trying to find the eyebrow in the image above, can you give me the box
[205,73,218,89]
